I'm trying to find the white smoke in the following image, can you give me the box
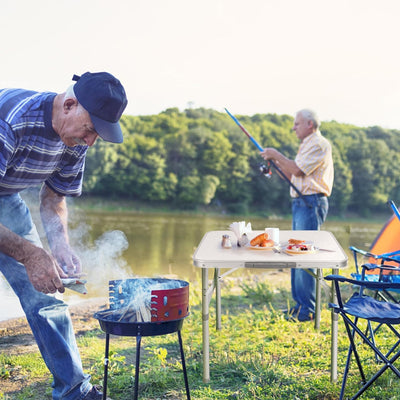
[0,189,133,320]
[77,230,132,294]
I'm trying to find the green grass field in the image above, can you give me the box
[1,272,400,399]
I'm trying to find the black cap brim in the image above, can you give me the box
[90,114,123,144]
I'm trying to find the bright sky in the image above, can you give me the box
[3,0,400,129]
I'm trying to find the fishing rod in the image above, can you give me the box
[224,107,309,204]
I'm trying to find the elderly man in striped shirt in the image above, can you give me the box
[261,109,334,322]
[0,72,127,399]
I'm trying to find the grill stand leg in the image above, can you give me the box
[103,334,110,400]
[178,330,191,400]
[101,327,190,400]
[134,335,142,400]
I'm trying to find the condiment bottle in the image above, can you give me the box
[221,234,232,249]
[238,233,249,247]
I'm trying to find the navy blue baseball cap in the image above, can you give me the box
[72,72,128,143]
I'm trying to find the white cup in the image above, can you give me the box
[265,228,279,244]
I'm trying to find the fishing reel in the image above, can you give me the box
[259,162,272,178]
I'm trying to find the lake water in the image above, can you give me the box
[0,208,388,321]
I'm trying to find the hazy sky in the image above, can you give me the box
[3,0,400,129]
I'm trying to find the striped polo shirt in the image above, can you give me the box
[0,88,87,196]
[291,130,334,198]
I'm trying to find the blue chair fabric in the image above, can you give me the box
[325,274,400,400]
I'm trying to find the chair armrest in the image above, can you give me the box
[349,246,378,259]
[377,254,400,264]
[349,246,400,267]
[325,274,352,283]
[362,263,400,273]
[325,274,400,290]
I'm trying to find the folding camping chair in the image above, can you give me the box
[348,201,400,343]
[325,274,400,400]
[349,247,400,362]
[350,246,400,304]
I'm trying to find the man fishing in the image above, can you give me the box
[260,109,334,322]
[0,71,127,399]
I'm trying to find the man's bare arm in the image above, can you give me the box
[40,184,69,249]
[40,184,82,276]
[0,222,64,293]
[260,148,304,177]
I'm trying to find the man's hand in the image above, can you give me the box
[21,245,65,294]
[260,148,303,177]
[51,241,82,277]
[0,221,66,294]
[260,147,279,161]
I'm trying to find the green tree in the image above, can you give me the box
[81,108,400,217]
[177,174,201,208]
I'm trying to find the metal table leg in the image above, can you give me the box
[215,268,221,330]
[202,268,210,383]
[201,267,241,382]
[315,269,323,330]
[304,268,322,330]
[331,267,339,382]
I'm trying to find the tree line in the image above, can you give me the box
[83,107,400,216]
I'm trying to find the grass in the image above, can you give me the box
[2,271,400,399]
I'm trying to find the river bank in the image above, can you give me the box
[75,195,392,223]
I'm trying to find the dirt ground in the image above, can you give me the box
[0,297,108,397]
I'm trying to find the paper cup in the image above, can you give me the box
[265,228,279,244]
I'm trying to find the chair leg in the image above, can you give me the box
[343,316,367,383]
[366,321,382,363]
[351,351,400,400]
[339,342,354,400]
[340,313,400,400]
[382,289,399,304]
[386,325,400,358]
[364,293,383,361]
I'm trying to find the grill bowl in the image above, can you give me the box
[94,277,190,336]
[94,311,186,336]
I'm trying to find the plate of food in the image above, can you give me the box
[246,233,277,250]
[283,239,318,255]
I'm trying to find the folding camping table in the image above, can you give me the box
[192,230,348,383]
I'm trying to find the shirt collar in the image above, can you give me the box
[301,130,321,144]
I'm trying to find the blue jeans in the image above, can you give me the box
[291,194,329,318]
[0,194,92,399]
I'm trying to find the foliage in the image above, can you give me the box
[83,108,400,216]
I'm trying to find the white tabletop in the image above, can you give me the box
[193,230,348,270]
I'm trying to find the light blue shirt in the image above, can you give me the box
[0,89,87,196]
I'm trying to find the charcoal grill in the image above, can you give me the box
[94,278,190,400]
